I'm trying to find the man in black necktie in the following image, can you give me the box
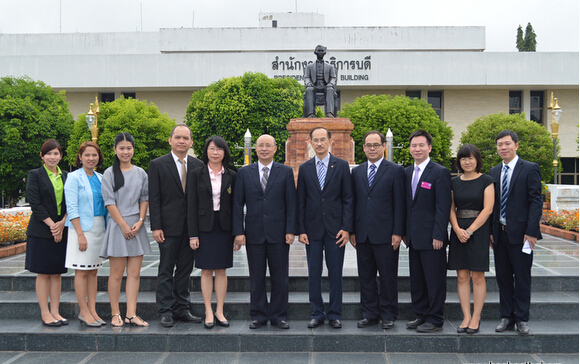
[232,134,297,330]
[303,45,337,118]
[490,130,542,335]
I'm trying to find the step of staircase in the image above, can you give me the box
[0,318,576,354]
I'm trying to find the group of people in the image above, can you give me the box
[25,124,542,336]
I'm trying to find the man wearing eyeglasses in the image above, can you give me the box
[232,134,297,330]
[350,130,406,330]
[297,126,353,329]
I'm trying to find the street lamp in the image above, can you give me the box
[547,92,562,184]
[385,128,393,162]
[85,96,100,143]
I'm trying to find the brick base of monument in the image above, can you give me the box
[285,118,355,182]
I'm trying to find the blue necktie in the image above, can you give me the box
[317,161,326,190]
[500,164,509,220]
[411,166,420,200]
[368,163,376,186]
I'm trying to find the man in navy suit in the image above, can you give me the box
[404,130,451,333]
[297,126,353,329]
[232,134,297,330]
[490,130,542,335]
[149,125,203,327]
[350,131,406,329]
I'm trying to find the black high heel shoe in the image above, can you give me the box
[216,318,230,327]
[204,320,214,329]
[466,322,480,334]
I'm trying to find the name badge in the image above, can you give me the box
[421,181,432,190]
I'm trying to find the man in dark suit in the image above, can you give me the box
[490,130,542,335]
[404,129,451,333]
[350,130,405,330]
[303,45,337,118]
[232,134,297,330]
[297,126,353,329]
[148,124,203,327]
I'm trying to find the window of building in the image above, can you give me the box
[509,91,522,114]
[428,91,442,119]
[406,91,421,99]
[272,20,277,28]
[122,92,136,99]
[101,93,115,103]
[558,157,579,185]
[530,91,543,124]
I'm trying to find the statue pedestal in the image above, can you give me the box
[285,118,355,182]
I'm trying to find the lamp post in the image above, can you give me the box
[385,128,394,162]
[85,96,100,143]
[547,92,562,184]
[244,128,252,165]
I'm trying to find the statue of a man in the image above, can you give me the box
[303,45,337,118]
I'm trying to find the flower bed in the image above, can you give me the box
[0,212,30,245]
[542,210,579,232]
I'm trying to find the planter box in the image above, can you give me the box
[540,224,579,241]
[0,241,27,259]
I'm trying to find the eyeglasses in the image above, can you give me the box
[311,138,328,144]
[256,144,276,149]
[364,143,383,150]
[208,147,224,152]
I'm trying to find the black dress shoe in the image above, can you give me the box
[216,319,230,327]
[273,320,289,329]
[381,320,395,329]
[249,320,265,329]
[42,320,62,327]
[204,321,214,329]
[59,318,69,326]
[406,318,424,329]
[160,315,174,327]
[516,321,530,334]
[456,326,467,333]
[329,319,342,329]
[176,311,202,323]
[307,319,324,328]
[417,322,443,333]
[357,318,379,328]
[495,318,514,332]
[466,323,480,334]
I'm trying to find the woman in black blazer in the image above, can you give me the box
[25,139,69,327]
[187,136,236,329]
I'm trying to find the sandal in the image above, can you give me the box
[111,313,123,327]
[125,315,149,327]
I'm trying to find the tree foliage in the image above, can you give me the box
[516,22,537,51]
[0,76,73,207]
[185,72,303,165]
[338,94,454,168]
[66,97,175,172]
[459,112,556,181]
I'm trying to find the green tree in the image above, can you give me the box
[459,112,556,181]
[66,97,175,172]
[185,72,303,165]
[0,76,73,207]
[338,94,453,167]
[516,22,537,52]
[516,25,525,51]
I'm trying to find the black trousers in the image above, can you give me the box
[156,225,195,317]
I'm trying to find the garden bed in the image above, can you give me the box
[541,209,579,242]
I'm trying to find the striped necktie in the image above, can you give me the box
[368,163,376,186]
[261,166,269,192]
[500,164,509,220]
[317,161,326,190]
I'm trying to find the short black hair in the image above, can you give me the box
[456,144,483,173]
[408,129,432,145]
[363,130,386,145]
[202,136,231,167]
[495,130,519,143]
[309,126,331,140]
[171,124,192,138]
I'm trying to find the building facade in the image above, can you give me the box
[1,24,578,183]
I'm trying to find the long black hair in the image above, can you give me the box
[202,136,231,168]
[113,132,135,192]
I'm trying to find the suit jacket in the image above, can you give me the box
[352,160,406,244]
[404,160,451,250]
[304,60,337,87]
[187,165,236,236]
[148,153,203,236]
[297,154,353,239]
[26,167,68,239]
[232,162,297,244]
[490,157,543,245]
[64,168,105,232]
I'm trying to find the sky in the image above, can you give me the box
[0,0,578,52]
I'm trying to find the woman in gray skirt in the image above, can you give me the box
[100,132,151,327]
